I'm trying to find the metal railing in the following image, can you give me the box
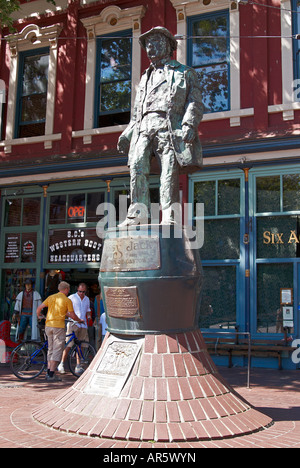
[202,330,251,389]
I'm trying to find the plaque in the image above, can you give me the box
[100,236,160,271]
[104,286,140,319]
[84,336,143,396]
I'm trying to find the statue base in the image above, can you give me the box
[33,330,272,443]
[32,226,272,443]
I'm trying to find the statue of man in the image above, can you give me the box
[117,27,203,226]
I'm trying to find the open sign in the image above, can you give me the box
[68,206,85,218]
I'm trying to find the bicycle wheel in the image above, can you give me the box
[10,341,47,381]
[68,341,96,377]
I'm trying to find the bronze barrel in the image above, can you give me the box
[99,225,203,335]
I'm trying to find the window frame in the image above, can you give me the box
[3,23,61,152]
[249,166,300,338]
[79,5,146,144]
[189,170,246,332]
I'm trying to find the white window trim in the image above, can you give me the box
[3,23,62,153]
[78,5,146,145]
[268,0,300,121]
[170,0,254,127]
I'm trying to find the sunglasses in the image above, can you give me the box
[78,290,86,294]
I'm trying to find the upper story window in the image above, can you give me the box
[292,0,300,80]
[187,10,230,113]
[16,48,49,138]
[95,31,132,128]
[4,23,61,151]
[80,5,145,138]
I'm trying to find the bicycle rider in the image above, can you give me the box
[58,283,92,376]
[36,281,84,382]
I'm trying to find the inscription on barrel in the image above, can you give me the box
[100,236,160,271]
[104,286,140,319]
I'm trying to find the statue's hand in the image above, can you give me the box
[117,135,130,154]
[182,125,195,144]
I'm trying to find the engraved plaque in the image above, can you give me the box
[104,286,140,319]
[100,236,160,272]
[84,336,143,396]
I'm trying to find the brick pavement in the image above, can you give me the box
[1,364,300,449]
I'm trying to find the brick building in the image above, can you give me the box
[0,0,300,368]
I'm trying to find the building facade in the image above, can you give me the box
[0,0,300,368]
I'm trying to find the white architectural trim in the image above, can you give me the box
[81,5,146,142]
[3,24,62,151]
[280,0,296,120]
[0,165,129,187]
[11,0,68,21]
[171,0,243,126]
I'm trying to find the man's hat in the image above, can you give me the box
[24,279,33,285]
[139,27,178,53]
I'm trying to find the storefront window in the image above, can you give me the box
[48,227,102,265]
[67,193,86,223]
[4,199,22,227]
[1,269,36,329]
[23,198,41,226]
[49,195,66,224]
[4,197,41,227]
[257,215,300,259]
[283,174,300,211]
[191,174,242,330]
[199,266,237,329]
[256,176,280,213]
[254,171,300,334]
[257,263,294,334]
[5,232,37,263]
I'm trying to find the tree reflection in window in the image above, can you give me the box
[96,32,132,127]
[18,51,49,138]
[188,11,229,113]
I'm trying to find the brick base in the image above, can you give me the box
[33,330,273,442]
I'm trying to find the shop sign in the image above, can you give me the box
[48,228,102,264]
[263,230,300,245]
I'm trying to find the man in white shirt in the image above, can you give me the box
[58,283,92,375]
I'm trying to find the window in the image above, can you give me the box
[255,174,300,259]
[188,10,230,113]
[252,170,300,334]
[191,173,243,329]
[49,191,105,225]
[4,197,41,227]
[95,31,132,128]
[47,190,105,266]
[15,48,49,138]
[193,178,241,260]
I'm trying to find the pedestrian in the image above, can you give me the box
[36,281,84,382]
[58,283,92,375]
[99,312,108,345]
[94,290,105,349]
[13,279,42,342]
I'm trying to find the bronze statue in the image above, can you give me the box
[118,27,203,226]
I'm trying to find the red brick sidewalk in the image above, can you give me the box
[0,364,300,448]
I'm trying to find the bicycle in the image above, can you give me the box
[10,319,96,381]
